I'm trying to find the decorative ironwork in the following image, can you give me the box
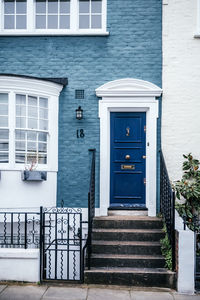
[160,150,175,271]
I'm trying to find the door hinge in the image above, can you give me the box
[144,125,146,132]
[142,155,146,159]
[144,178,146,185]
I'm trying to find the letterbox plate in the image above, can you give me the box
[121,165,135,170]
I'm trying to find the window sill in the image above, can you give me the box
[0,30,109,36]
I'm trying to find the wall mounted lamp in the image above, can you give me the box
[76,106,83,120]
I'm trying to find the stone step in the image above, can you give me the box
[91,241,162,255]
[92,229,164,242]
[93,216,163,230]
[89,254,166,268]
[84,268,176,288]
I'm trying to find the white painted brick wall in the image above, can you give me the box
[162,0,200,181]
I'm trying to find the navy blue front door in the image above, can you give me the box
[110,112,146,208]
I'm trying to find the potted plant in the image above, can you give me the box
[21,154,47,181]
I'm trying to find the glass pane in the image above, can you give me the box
[36,0,46,13]
[79,1,89,13]
[0,94,8,104]
[16,105,26,116]
[38,132,47,142]
[28,96,37,106]
[16,117,26,128]
[39,97,48,108]
[79,15,89,29]
[39,119,48,130]
[4,0,14,14]
[28,106,38,118]
[48,15,58,29]
[15,153,25,163]
[16,15,26,29]
[38,142,47,152]
[15,129,26,140]
[39,108,48,119]
[91,0,101,13]
[27,131,37,141]
[60,15,70,29]
[38,154,47,164]
[16,94,26,105]
[0,104,8,116]
[36,15,46,28]
[48,0,58,13]
[28,118,38,129]
[4,15,15,29]
[27,142,37,151]
[0,129,9,139]
[91,14,101,28]
[16,0,26,13]
[60,0,70,14]
[0,117,8,127]
[0,142,8,151]
[27,154,37,164]
[0,153,9,163]
[15,141,25,151]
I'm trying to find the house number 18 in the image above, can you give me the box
[77,129,85,138]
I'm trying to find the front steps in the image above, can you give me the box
[84,216,176,288]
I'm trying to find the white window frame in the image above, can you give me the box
[194,0,200,37]
[0,0,108,35]
[0,75,63,171]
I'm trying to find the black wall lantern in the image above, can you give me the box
[76,106,83,120]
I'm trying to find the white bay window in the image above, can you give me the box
[0,0,107,35]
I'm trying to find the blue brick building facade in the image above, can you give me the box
[0,0,162,209]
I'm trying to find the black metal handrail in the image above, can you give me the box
[160,150,175,270]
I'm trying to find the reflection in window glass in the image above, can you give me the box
[0,129,9,163]
[35,0,70,29]
[79,0,102,29]
[0,94,8,128]
[4,0,27,29]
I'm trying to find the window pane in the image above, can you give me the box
[0,153,9,163]
[38,154,47,164]
[60,0,70,14]
[36,15,46,28]
[28,106,38,118]
[0,94,8,104]
[91,14,101,28]
[48,15,58,29]
[4,0,14,14]
[48,0,58,13]
[39,119,48,130]
[27,154,37,164]
[16,105,26,116]
[15,153,25,163]
[0,129,9,139]
[28,96,37,106]
[4,15,15,29]
[28,118,38,129]
[15,129,26,140]
[16,15,26,29]
[39,142,47,152]
[27,142,37,151]
[0,142,8,151]
[15,141,25,151]
[79,1,89,13]
[39,108,48,119]
[60,15,70,29]
[38,132,47,142]
[0,104,8,116]
[39,97,48,108]
[16,0,26,13]
[0,117,8,127]
[36,0,46,13]
[91,0,101,13]
[16,94,26,105]
[27,131,37,141]
[16,117,26,128]
[79,15,89,29]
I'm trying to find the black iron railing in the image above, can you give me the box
[0,212,40,249]
[82,148,96,275]
[160,150,175,270]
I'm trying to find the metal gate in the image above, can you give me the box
[40,207,83,282]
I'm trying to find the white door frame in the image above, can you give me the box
[96,78,162,217]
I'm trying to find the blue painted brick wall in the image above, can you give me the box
[0,0,162,208]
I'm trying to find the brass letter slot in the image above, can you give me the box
[121,165,135,170]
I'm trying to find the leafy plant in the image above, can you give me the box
[160,224,172,270]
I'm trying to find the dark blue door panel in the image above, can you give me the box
[110,112,146,208]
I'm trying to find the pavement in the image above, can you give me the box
[0,284,200,300]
